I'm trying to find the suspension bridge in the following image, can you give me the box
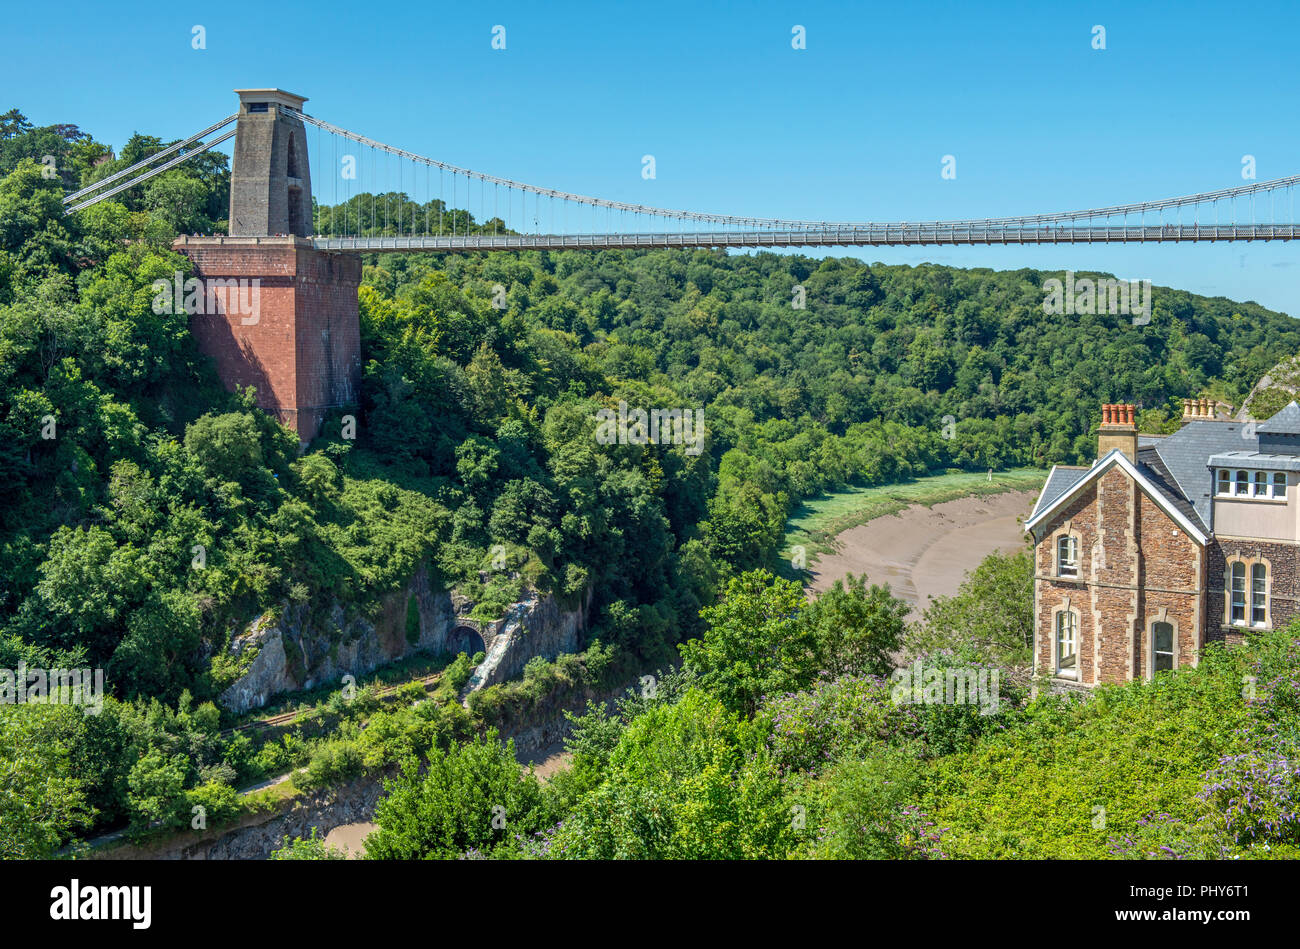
[63,89,1300,251]
[53,88,1299,445]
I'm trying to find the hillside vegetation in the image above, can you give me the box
[3,107,1299,857]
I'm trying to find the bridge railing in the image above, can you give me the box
[309,223,1298,252]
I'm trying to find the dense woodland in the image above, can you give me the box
[4,109,1300,859]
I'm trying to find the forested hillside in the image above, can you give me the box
[3,108,1300,857]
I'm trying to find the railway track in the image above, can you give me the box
[218,670,444,738]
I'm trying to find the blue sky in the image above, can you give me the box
[6,0,1298,314]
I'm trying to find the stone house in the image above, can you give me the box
[1025,398,1300,688]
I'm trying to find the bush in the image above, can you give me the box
[920,641,1254,858]
[270,828,347,860]
[798,752,939,859]
[761,675,922,777]
[366,731,545,859]
[295,740,364,791]
[186,781,242,829]
[444,652,477,692]
[405,595,421,646]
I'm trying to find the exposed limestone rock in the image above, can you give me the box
[217,563,590,714]
[219,614,287,714]
[1240,354,1300,421]
[467,587,593,691]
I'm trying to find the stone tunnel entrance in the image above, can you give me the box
[448,625,486,658]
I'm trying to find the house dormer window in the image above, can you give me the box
[1056,534,1078,578]
[1217,468,1288,500]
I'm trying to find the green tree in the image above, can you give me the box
[803,573,908,678]
[681,569,815,716]
[0,706,93,857]
[914,548,1034,665]
[126,746,189,832]
[366,731,544,859]
[550,689,793,859]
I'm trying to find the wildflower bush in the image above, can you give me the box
[761,676,922,777]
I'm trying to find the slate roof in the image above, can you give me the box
[1137,446,1205,533]
[1031,465,1088,519]
[1147,419,1257,530]
[1027,404,1300,537]
[1025,449,1210,543]
[1207,450,1300,472]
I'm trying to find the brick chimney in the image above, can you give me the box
[1098,403,1138,462]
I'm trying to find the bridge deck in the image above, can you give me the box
[310,224,1298,253]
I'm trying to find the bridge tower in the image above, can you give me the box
[176,88,360,445]
[228,89,314,237]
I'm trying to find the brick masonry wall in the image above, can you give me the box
[1206,538,1300,639]
[292,250,361,443]
[1131,480,1203,678]
[1036,487,1098,683]
[1035,466,1205,685]
[176,238,361,443]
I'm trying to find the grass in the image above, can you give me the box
[778,467,1048,575]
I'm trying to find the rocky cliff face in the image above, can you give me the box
[467,587,594,692]
[218,565,589,714]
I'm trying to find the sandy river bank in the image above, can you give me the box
[806,489,1037,619]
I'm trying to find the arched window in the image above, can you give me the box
[1229,561,1247,625]
[1251,563,1268,627]
[1274,472,1288,499]
[1235,470,1249,495]
[1152,621,1174,672]
[1056,534,1078,578]
[1217,469,1232,495]
[1055,610,1077,678]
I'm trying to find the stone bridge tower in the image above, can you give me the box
[177,88,360,445]
[228,89,313,237]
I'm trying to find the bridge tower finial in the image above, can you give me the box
[229,89,313,237]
